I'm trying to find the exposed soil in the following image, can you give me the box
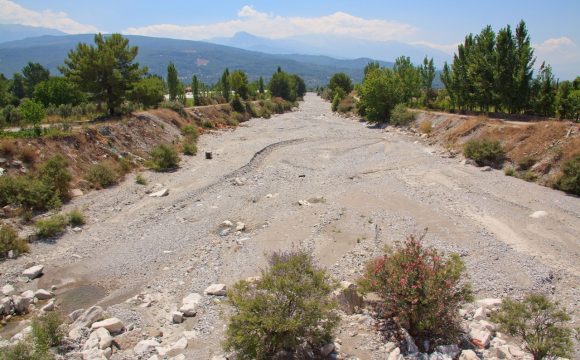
[1,95,578,359]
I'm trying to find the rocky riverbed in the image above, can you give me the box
[1,94,578,359]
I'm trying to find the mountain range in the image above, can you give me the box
[0,25,444,87]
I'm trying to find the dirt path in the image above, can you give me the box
[2,94,579,358]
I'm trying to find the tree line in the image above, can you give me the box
[335,20,578,123]
[0,33,306,131]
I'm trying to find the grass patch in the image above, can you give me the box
[34,214,68,238]
[419,120,433,134]
[0,224,28,259]
[182,141,197,156]
[85,162,119,189]
[149,144,180,172]
[390,104,417,126]
[135,173,148,185]
[67,209,85,227]
[463,138,504,167]
[555,155,580,195]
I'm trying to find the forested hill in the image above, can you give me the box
[0,34,395,87]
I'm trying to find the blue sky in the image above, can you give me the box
[1,0,578,78]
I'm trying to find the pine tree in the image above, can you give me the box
[10,73,26,100]
[167,62,179,101]
[258,76,265,94]
[532,62,556,117]
[22,62,50,98]
[440,62,455,110]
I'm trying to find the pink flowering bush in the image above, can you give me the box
[359,234,472,347]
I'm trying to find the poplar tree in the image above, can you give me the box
[191,75,200,105]
[167,62,179,101]
[221,68,231,101]
[420,57,436,107]
[513,20,535,113]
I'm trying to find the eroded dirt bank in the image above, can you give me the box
[1,94,578,358]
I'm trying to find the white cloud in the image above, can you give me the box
[534,36,576,52]
[409,40,460,55]
[0,0,98,33]
[124,5,416,41]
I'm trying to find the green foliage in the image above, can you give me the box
[230,94,245,113]
[224,251,339,359]
[358,67,403,123]
[22,62,50,98]
[181,124,199,141]
[393,56,421,103]
[531,62,556,117]
[182,141,197,156]
[328,72,353,98]
[31,312,64,353]
[0,224,28,258]
[167,62,179,101]
[420,57,436,107]
[35,214,68,238]
[390,104,416,126]
[86,162,119,188]
[504,167,516,176]
[130,76,165,108]
[230,70,250,99]
[38,154,72,201]
[491,294,573,360]
[269,71,292,101]
[135,173,148,185]
[221,68,231,102]
[0,175,61,212]
[19,99,45,129]
[191,75,201,105]
[60,33,146,116]
[67,209,86,227]
[159,100,186,117]
[33,77,83,107]
[555,155,580,195]
[149,144,180,171]
[463,139,505,167]
[11,73,26,100]
[331,88,345,112]
[359,234,472,348]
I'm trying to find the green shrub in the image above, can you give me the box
[182,141,197,156]
[463,139,505,167]
[159,100,186,117]
[135,173,147,185]
[491,294,573,360]
[202,119,215,129]
[230,94,245,113]
[149,144,180,171]
[520,170,538,182]
[225,251,339,359]
[31,312,64,354]
[331,88,346,112]
[390,103,416,126]
[37,154,72,201]
[67,209,85,226]
[555,155,580,195]
[0,224,28,258]
[0,175,61,212]
[86,162,119,188]
[0,342,35,360]
[359,234,472,349]
[181,124,199,141]
[518,156,536,171]
[504,167,516,176]
[35,214,68,238]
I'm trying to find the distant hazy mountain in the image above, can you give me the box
[0,24,65,44]
[209,32,452,67]
[0,34,395,86]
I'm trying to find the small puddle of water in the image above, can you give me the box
[57,284,107,315]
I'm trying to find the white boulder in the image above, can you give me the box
[134,339,160,356]
[22,265,44,279]
[149,188,169,197]
[204,284,227,296]
[1,284,15,296]
[91,317,125,334]
[34,289,54,300]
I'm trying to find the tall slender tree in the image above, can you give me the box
[419,57,436,107]
[513,20,535,113]
[472,26,496,112]
[167,62,179,101]
[191,74,200,105]
[221,68,231,101]
[531,62,556,117]
[494,26,517,113]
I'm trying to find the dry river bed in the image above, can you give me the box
[1,93,579,359]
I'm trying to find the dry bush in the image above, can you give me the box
[18,146,37,164]
[0,141,16,156]
[419,120,433,134]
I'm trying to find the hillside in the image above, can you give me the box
[0,24,65,44]
[0,34,392,87]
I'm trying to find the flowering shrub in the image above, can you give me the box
[359,234,472,347]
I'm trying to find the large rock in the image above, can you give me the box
[458,350,479,360]
[81,347,110,360]
[475,298,502,309]
[320,343,335,357]
[70,188,84,197]
[91,317,125,334]
[34,289,54,300]
[171,311,184,324]
[72,306,105,329]
[469,326,492,349]
[435,345,460,359]
[157,337,188,357]
[387,347,404,360]
[12,295,30,314]
[42,300,55,312]
[1,284,15,296]
[149,188,169,197]
[84,327,113,350]
[134,339,160,356]
[179,293,201,317]
[0,297,13,315]
[204,284,227,296]
[333,281,363,315]
[22,265,44,279]
[20,290,34,301]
